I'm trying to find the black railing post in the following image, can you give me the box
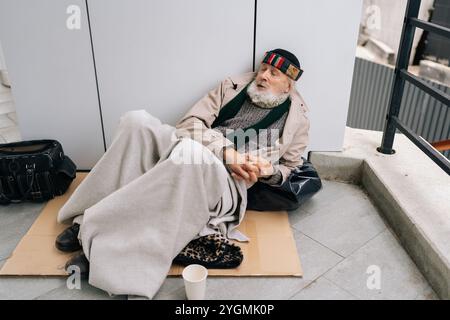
[377,0,422,154]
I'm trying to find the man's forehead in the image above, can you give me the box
[259,63,279,72]
[259,63,290,80]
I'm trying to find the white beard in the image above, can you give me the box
[246,79,290,109]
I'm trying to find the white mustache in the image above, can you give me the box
[246,80,289,109]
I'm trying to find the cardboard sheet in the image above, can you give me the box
[0,172,302,277]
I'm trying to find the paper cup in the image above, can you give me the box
[182,264,208,300]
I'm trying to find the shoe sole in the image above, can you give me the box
[55,242,82,253]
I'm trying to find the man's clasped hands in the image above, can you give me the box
[223,147,275,184]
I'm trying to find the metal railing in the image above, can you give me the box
[377,0,450,175]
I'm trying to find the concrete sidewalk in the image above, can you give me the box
[311,126,450,299]
[0,179,437,300]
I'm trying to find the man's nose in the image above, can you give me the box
[260,69,270,81]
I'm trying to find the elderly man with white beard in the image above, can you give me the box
[54,48,310,297]
[177,48,310,187]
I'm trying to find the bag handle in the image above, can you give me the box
[0,140,56,155]
[0,164,36,205]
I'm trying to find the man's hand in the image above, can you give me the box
[223,148,259,184]
[223,148,276,184]
[245,153,275,177]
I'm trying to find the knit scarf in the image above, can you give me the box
[211,83,290,149]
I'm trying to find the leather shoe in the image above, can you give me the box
[55,223,82,252]
[65,251,89,280]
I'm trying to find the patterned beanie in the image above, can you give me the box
[262,48,303,81]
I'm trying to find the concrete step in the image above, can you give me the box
[309,126,450,299]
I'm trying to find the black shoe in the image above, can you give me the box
[65,251,89,280]
[55,223,82,252]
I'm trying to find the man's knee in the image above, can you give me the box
[170,138,219,165]
[119,109,160,130]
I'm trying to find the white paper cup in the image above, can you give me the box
[182,264,208,300]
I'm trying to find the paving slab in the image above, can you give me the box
[293,185,387,257]
[290,277,357,300]
[324,229,435,300]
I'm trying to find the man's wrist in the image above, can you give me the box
[259,166,282,185]
[258,163,275,178]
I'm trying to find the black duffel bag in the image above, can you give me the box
[0,139,76,205]
[246,157,322,211]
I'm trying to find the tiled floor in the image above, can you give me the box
[0,179,438,300]
[0,83,438,300]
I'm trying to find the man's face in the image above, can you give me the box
[254,63,291,96]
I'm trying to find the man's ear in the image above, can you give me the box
[284,79,291,93]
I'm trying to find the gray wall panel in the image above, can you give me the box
[257,0,363,153]
[88,0,254,147]
[0,0,105,169]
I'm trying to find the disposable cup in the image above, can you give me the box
[182,264,208,300]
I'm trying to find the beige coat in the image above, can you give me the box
[175,71,310,186]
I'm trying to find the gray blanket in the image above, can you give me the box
[57,110,248,299]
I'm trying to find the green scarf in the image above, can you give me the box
[211,83,290,149]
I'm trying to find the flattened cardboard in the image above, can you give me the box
[0,172,302,277]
